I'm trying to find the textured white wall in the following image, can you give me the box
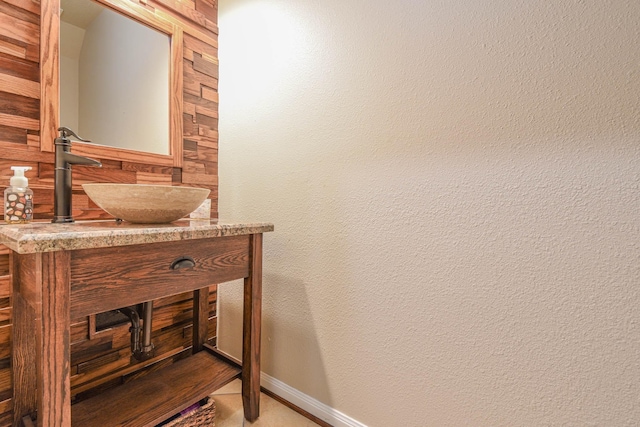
[217,1,640,426]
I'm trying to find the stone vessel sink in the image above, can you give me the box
[82,184,210,224]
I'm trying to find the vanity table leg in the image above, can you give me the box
[11,252,71,427]
[192,287,210,353]
[12,253,39,427]
[39,251,71,427]
[242,234,263,422]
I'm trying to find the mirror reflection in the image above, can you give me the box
[60,0,170,155]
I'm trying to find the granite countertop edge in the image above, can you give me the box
[0,220,274,254]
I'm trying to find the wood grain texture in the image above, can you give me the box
[70,325,129,367]
[11,253,40,427]
[0,399,9,427]
[4,0,40,16]
[0,112,37,130]
[69,319,88,345]
[146,2,217,47]
[0,142,52,163]
[0,7,39,46]
[0,50,39,83]
[171,25,184,167]
[0,410,10,427]
[0,325,11,360]
[194,0,216,26]
[38,0,58,153]
[0,306,11,326]
[38,163,137,184]
[150,299,194,330]
[39,251,71,427]
[0,91,39,119]
[0,123,28,145]
[0,364,10,402]
[0,2,38,26]
[193,52,218,79]
[181,33,219,209]
[71,351,240,427]
[153,0,210,29]
[70,236,249,319]
[0,37,27,60]
[0,73,38,98]
[67,142,175,167]
[0,255,8,277]
[242,234,263,422]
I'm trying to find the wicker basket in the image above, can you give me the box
[163,399,216,427]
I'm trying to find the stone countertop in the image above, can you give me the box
[0,220,274,254]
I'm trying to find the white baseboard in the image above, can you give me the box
[215,350,367,427]
[260,371,368,427]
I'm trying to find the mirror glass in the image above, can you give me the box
[60,0,170,155]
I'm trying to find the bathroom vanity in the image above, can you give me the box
[0,220,273,427]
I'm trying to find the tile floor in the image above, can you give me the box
[211,379,321,427]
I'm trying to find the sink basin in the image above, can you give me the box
[82,184,210,224]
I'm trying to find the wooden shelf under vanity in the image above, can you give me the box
[72,350,241,427]
[1,220,273,427]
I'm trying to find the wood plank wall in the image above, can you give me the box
[0,0,219,424]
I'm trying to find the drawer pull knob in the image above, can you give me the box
[170,256,196,270]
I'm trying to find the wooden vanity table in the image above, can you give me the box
[0,220,273,427]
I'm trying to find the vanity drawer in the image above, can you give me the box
[70,235,250,318]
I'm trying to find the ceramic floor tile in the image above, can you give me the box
[244,393,320,427]
[211,390,321,427]
[211,393,245,427]
[212,378,243,395]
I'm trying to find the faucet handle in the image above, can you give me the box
[58,126,91,143]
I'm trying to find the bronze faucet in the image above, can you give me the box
[52,127,102,223]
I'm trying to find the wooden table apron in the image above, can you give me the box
[10,233,264,427]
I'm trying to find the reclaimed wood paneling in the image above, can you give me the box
[182,33,218,215]
[0,324,10,360]
[0,398,11,427]
[0,50,38,80]
[2,0,218,220]
[0,0,219,421]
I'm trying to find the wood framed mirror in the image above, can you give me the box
[41,0,183,167]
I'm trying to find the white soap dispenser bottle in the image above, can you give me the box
[4,166,33,224]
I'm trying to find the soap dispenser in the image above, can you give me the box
[4,166,33,223]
